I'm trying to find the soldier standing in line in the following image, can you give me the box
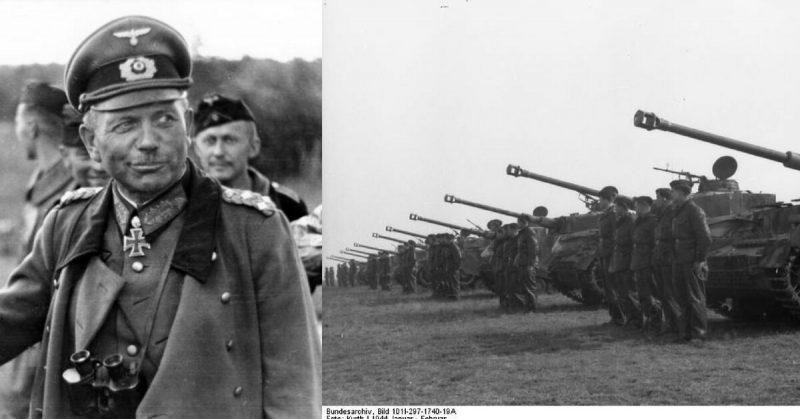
[441,233,462,300]
[652,188,680,334]
[670,179,712,344]
[597,186,624,324]
[491,223,508,305]
[348,259,359,287]
[631,196,664,332]
[367,253,379,290]
[611,196,641,327]
[501,223,520,311]
[511,216,539,312]
[404,240,418,293]
[480,219,503,293]
[378,250,392,291]
[429,234,443,298]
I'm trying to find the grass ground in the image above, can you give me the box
[323,285,800,405]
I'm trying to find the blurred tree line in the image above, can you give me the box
[0,57,321,179]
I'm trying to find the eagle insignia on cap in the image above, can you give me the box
[119,56,157,82]
[112,27,152,46]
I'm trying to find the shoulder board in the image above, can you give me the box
[270,181,303,203]
[221,187,277,217]
[58,187,103,207]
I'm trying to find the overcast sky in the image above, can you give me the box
[0,0,321,64]
[323,0,800,268]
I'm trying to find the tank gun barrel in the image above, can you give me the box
[634,110,800,171]
[328,256,353,263]
[353,242,398,255]
[385,226,427,240]
[506,164,603,197]
[652,166,707,182]
[443,194,558,229]
[344,248,376,257]
[408,213,485,237]
[371,233,406,245]
[341,251,369,259]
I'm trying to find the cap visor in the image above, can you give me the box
[91,88,184,112]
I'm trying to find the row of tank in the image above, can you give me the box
[331,110,800,322]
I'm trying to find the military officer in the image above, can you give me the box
[14,82,76,257]
[670,179,712,344]
[0,16,320,418]
[597,186,624,324]
[611,196,641,327]
[441,233,461,300]
[653,187,680,334]
[631,196,664,332]
[192,93,308,222]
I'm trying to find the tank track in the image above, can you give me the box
[769,248,800,320]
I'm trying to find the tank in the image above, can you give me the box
[408,213,494,288]
[443,194,603,305]
[635,110,800,320]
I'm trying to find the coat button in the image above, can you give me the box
[225,339,234,351]
[52,280,59,289]
[233,386,243,397]
[127,345,139,356]
[220,292,231,304]
[131,261,144,272]
[211,251,218,261]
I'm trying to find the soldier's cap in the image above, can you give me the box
[633,196,653,206]
[65,15,192,112]
[655,188,672,199]
[487,219,502,229]
[598,186,619,200]
[669,179,693,195]
[407,240,416,246]
[193,93,256,135]
[61,104,85,148]
[614,196,634,210]
[19,81,68,116]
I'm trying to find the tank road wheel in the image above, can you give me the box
[549,271,585,304]
[770,248,800,320]
[578,261,606,307]
[456,270,477,288]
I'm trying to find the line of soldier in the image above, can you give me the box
[594,181,711,345]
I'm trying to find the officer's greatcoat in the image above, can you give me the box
[0,163,320,419]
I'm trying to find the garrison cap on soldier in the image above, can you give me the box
[614,196,634,210]
[599,186,619,200]
[193,93,256,135]
[633,196,653,206]
[670,179,693,195]
[487,219,502,230]
[19,81,68,116]
[64,15,192,112]
[655,188,672,199]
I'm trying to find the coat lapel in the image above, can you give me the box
[72,257,125,351]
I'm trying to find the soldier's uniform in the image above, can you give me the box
[367,255,379,290]
[631,198,664,331]
[611,199,641,326]
[598,204,623,323]
[510,223,539,312]
[653,190,680,333]
[0,16,319,418]
[441,235,461,300]
[348,260,359,287]
[378,252,392,291]
[501,224,519,310]
[671,180,712,341]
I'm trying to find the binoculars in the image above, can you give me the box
[61,349,144,417]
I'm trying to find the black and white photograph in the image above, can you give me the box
[0,1,321,417]
[323,0,800,409]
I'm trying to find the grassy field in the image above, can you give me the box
[323,285,800,405]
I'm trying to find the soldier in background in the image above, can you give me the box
[653,187,679,334]
[670,179,712,344]
[192,94,308,222]
[511,215,539,312]
[479,219,502,293]
[597,186,624,324]
[441,233,461,300]
[611,196,641,327]
[631,196,664,332]
[348,259,359,287]
[501,223,520,310]
[428,234,443,298]
[14,82,76,257]
[367,253,379,290]
[378,250,392,291]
